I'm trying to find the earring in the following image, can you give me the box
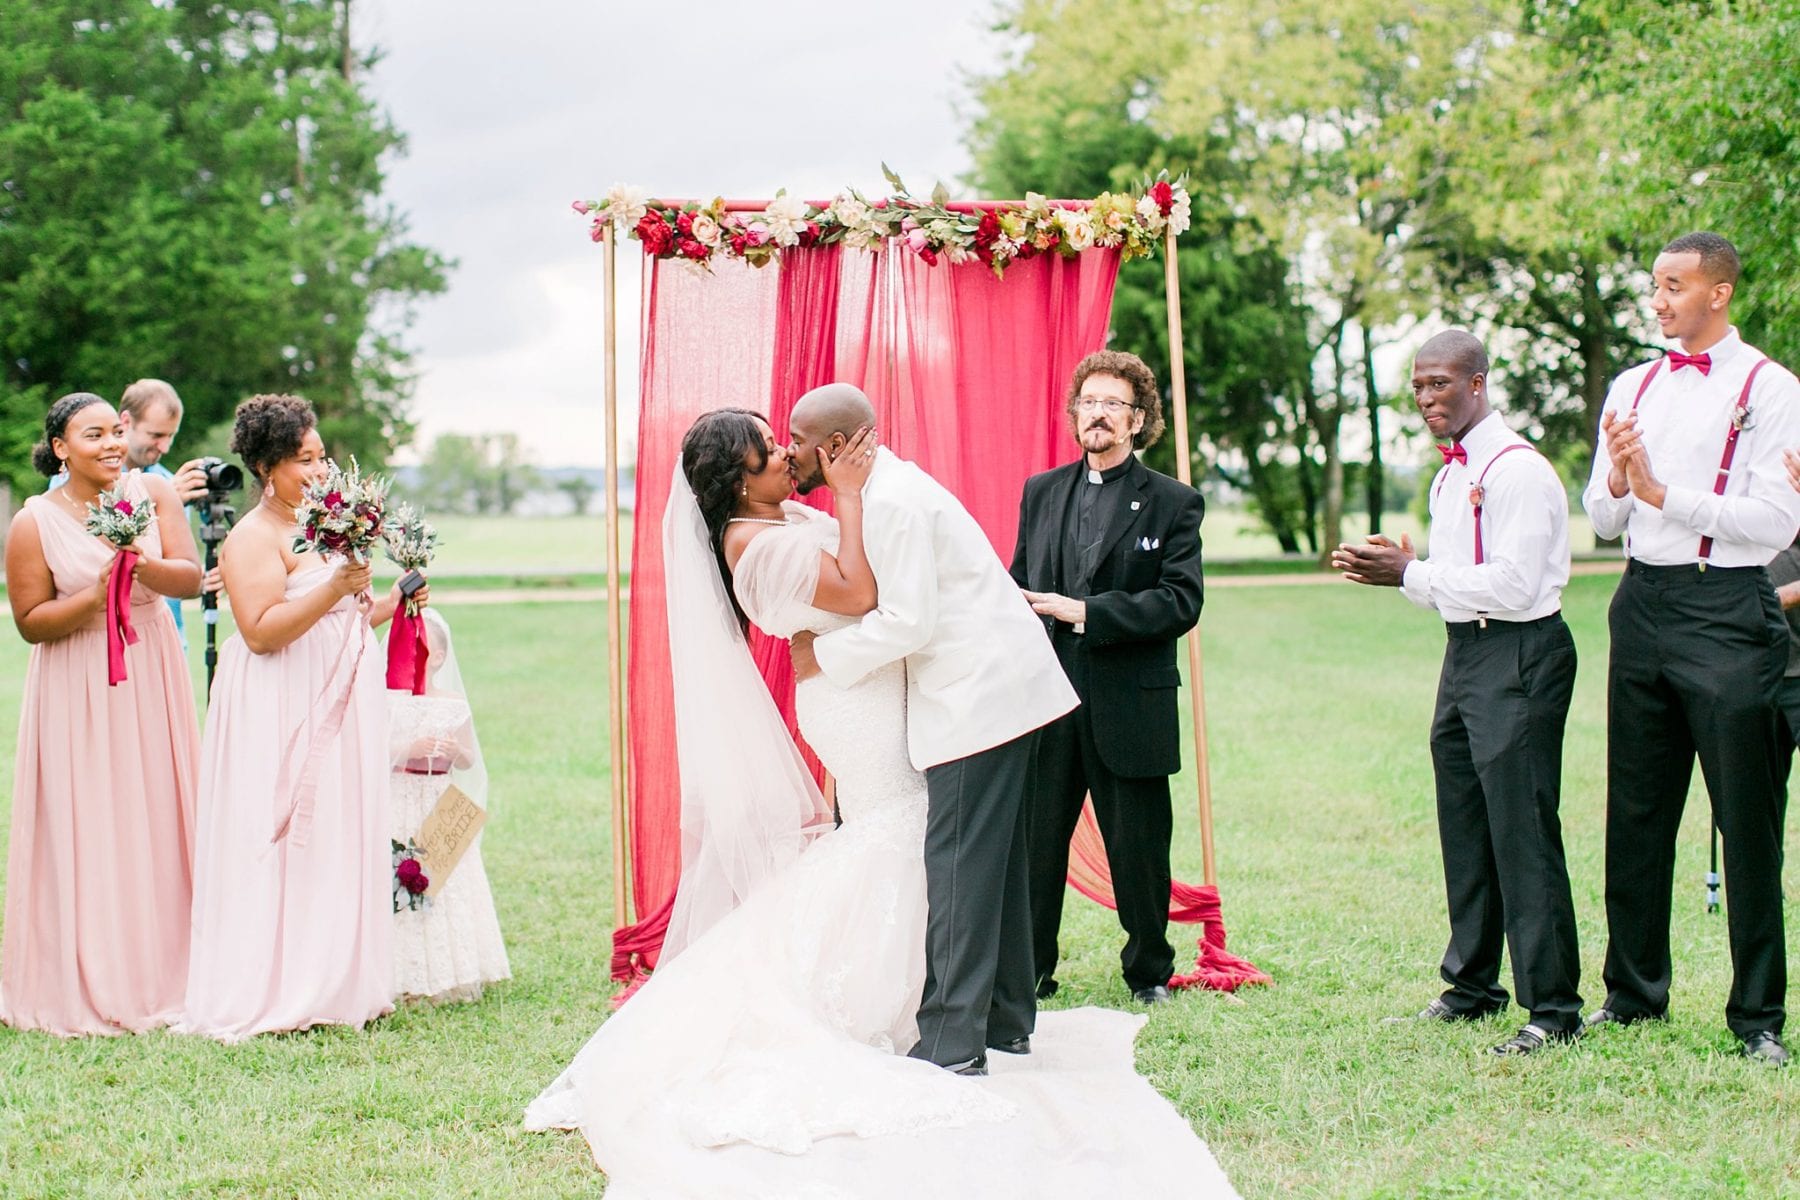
[263,479,274,499]
[740,484,747,497]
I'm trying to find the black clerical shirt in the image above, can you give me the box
[1063,458,1133,599]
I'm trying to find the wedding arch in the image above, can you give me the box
[575,178,1267,991]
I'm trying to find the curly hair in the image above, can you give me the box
[1066,350,1164,450]
[679,408,770,628]
[228,393,317,481]
[32,392,111,477]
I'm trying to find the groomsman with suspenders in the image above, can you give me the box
[1582,231,1800,1067]
[1335,330,1584,1056]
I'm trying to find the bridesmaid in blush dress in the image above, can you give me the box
[180,394,416,1042]
[1,393,203,1036]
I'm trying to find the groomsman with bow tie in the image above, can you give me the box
[1580,231,1800,1067]
[1009,350,1205,1006]
[1334,330,1585,1056]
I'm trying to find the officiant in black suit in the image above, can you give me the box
[1010,350,1205,1005]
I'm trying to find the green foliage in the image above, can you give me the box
[0,0,449,497]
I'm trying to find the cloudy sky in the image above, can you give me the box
[362,0,1010,468]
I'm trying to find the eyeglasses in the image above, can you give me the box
[1074,397,1139,414]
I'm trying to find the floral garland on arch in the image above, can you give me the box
[571,170,1191,279]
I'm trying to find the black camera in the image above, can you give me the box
[197,456,243,499]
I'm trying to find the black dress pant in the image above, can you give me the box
[908,730,1037,1067]
[1026,636,1176,995]
[1430,612,1583,1033]
[1603,562,1787,1038]
[1770,674,1800,839]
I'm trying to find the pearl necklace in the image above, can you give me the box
[726,517,791,526]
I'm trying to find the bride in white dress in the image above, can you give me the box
[525,409,1238,1199]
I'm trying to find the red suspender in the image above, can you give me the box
[1471,444,1531,565]
[1628,357,1664,412]
[1696,357,1771,567]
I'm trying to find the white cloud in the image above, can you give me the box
[364,0,1006,467]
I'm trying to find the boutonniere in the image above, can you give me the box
[1731,402,1754,432]
[1468,484,1485,508]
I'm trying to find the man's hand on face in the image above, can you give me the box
[170,458,210,505]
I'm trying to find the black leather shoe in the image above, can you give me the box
[941,1054,988,1076]
[1490,1023,1580,1056]
[1383,997,1499,1025]
[1582,1007,1665,1031]
[1132,985,1172,1005]
[1035,976,1059,1001]
[989,1036,1031,1055]
[1742,1032,1791,1067]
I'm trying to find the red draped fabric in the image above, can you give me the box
[614,241,1262,992]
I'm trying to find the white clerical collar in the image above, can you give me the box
[1456,410,1511,462]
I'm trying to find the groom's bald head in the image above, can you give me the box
[788,383,876,494]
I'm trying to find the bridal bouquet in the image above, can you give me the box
[292,457,388,564]
[84,483,155,548]
[86,484,157,686]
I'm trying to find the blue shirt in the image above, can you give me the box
[46,463,186,642]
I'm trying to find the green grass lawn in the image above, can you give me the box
[1,575,1796,1197]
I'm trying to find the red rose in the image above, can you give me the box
[397,858,429,894]
[636,211,674,256]
[676,210,695,235]
[918,246,939,266]
[114,499,134,517]
[1150,180,1175,215]
[676,237,707,260]
[798,222,821,247]
[324,490,344,510]
[730,233,749,255]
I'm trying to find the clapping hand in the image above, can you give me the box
[1331,533,1415,587]
[1602,411,1666,506]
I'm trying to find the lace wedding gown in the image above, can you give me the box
[525,506,1238,1199]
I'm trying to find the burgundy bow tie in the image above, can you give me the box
[1668,350,1712,375]
[1437,443,1467,466]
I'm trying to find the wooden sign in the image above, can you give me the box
[414,783,487,898]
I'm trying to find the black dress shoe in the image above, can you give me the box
[1035,976,1059,1001]
[1383,997,1500,1025]
[941,1054,988,1076]
[1132,985,1172,1005]
[1582,1007,1665,1031]
[989,1036,1030,1055]
[1742,1032,1790,1067]
[1490,1023,1580,1056]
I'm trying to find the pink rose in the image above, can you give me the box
[571,199,590,215]
[589,218,605,244]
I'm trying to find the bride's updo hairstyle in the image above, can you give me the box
[680,407,772,623]
[229,393,317,482]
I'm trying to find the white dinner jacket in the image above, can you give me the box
[812,449,1078,770]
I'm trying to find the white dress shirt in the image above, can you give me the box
[812,448,1078,770]
[1401,411,1569,622]
[1581,329,1800,566]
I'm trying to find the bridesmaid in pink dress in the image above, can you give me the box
[181,394,419,1041]
[1,392,203,1036]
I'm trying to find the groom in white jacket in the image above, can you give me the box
[789,383,1079,1075]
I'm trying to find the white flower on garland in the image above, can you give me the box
[1056,208,1097,252]
[690,212,722,248]
[603,182,650,228]
[1167,187,1193,238]
[830,194,870,228]
[762,192,810,247]
[1136,193,1168,234]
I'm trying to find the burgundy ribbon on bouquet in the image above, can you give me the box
[386,606,429,694]
[105,548,141,686]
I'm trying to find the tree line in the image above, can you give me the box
[0,0,447,498]
[965,0,1798,555]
